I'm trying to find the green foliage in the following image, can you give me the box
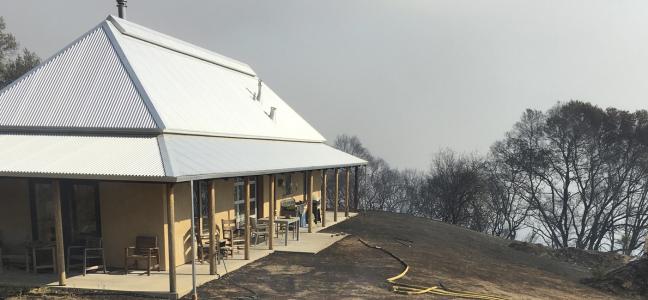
[0,16,40,89]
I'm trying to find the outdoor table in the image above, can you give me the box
[259,216,300,246]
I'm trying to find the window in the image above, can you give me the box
[193,180,210,235]
[31,182,55,242]
[283,174,293,196]
[29,181,100,243]
[69,184,100,240]
[234,179,257,228]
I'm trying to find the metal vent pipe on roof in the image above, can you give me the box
[117,0,127,19]
[256,79,262,101]
[268,106,277,120]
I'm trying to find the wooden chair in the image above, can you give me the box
[0,233,30,273]
[196,225,228,264]
[222,219,244,254]
[250,217,269,245]
[67,237,106,276]
[27,241,56,273]
[124,236,160,276]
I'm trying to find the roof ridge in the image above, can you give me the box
[102,21,166,131]
[106,15,256,77]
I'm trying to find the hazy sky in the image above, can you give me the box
[1,1,647,170]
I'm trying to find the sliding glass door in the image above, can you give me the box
[234,179,257,228]
[30,181,101,245]
[63,182,101,244]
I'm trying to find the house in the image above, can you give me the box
[0,14,365,298]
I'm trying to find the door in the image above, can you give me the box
[30,181,101,246]
[61,181,101,246]
[234,179,257,228]
[193,180,210,235]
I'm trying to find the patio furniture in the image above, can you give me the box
[26,241,56,273]
[67,236,106,276]
[259,216,300,246]
[196,226,227,263]
[222,219,244,253]
[250,217,269,245]
[124,236,160,276]
[0,233,30,273]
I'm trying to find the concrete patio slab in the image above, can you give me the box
[0,211,358,299]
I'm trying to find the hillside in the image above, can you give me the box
[192,211,622,299]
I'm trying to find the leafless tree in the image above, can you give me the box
[485,145,529,240]
[333,102,648,254]
[496,102,648,252]
[416,150,488,230]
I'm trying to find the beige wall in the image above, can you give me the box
[100,182,167,269]
[273,171,322,216]
[261,175,270,218]
[213,179,235,234]
[0,173,326,271]
[195,173,324,244]
[169,182,193,266]
[0,179,31,249]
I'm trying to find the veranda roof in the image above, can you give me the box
[0,133,364,182]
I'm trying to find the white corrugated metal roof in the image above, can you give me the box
[161,134,366,181]
[0,16,366,182]
[0,25,158,131]
[0,15,326,142]
[107,15,255,77]
[0,133,364,182]
[109,21,325,142]
[105,18,325,142]
[0,134,165,180]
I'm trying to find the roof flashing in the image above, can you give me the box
[106,15,256,77]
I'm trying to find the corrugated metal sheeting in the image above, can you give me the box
[161,134,366,180]
[0,26,157,130]
[0,133,364,181]
[0,15,327,141]
[0,134,165,179]
[108,20,326,142]
[0,16,366,182]
[108,15,255,76]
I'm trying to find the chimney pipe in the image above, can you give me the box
[117,0,127,19]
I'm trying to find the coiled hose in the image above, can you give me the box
[358,238,508,300]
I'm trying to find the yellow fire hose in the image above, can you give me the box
[358,239,508,300]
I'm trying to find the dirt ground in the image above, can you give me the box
[188,211,622,300]
[1,211,625,299]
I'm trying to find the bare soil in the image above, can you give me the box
[508,241,631,271]
[1,211,626,299]
[584,257,648,298]
[0,286,160,300]
[189,211,623,299]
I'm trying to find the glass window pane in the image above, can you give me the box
[34,183,54,242]
[72,185,98,240]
